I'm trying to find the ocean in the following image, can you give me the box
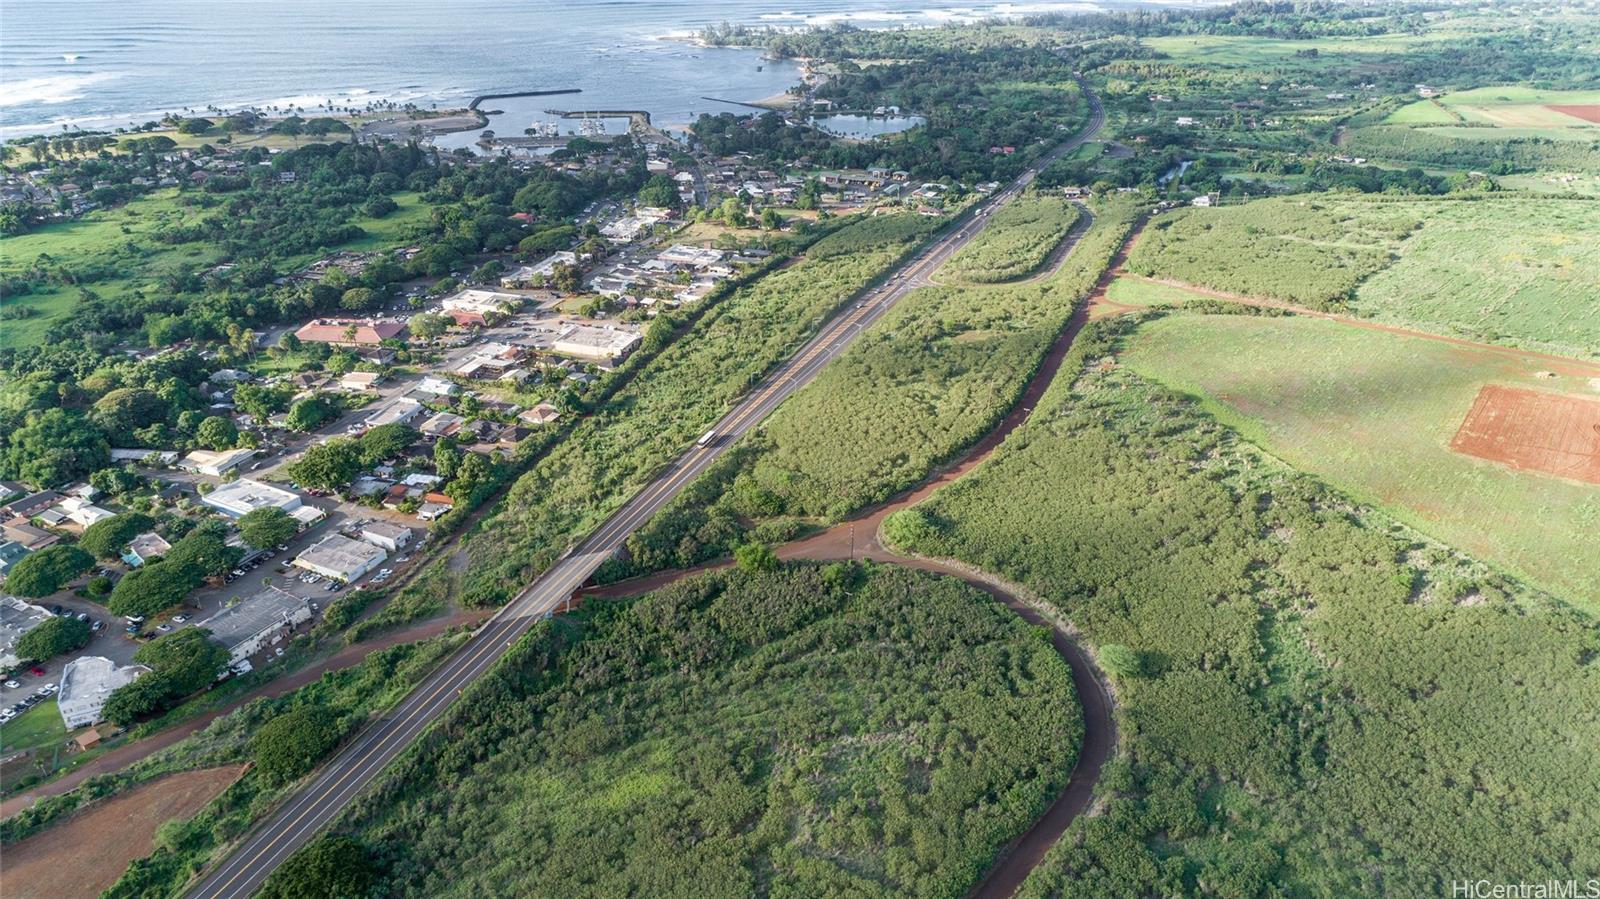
[0,0,1209,141]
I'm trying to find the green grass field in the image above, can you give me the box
[943,194,1080,283]
[1384,100,1460,125]
[0,190,221,348]
[1121,313,1600,604]
[1350,198,1600,358]
[0,700,65,756]
[1103,277,1211,308]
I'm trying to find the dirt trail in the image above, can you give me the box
[0,608,489,820]
[583,220,1151,899]
[3,765,245,899]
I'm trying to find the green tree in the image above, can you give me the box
[734,542,779,574]
[90,388,169,442]
[286,395,337,432]
[258,835,377,899]
[1,408,110,487]
[760,208,783,230]
[194,415,240,450]
[287,439,363,491]
[251,706,342,783]
[239,506,298,549]
[79,511,155,560]
[14,615,91,662]
[103,673,171,726]
[134,627,229,695]
[407,312,452,340]
[1098,644,1144,679]
[107,561,196,618]
[4,545,93,597]
[89,465,145,498]
[340,287,380,311]
[359,424,418,465]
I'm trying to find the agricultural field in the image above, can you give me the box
[943,194,1081,283]
[341,564,1081,899]
[1349,198,1600,357]
[887,315,1600,897]
[1123,196,1420,308]
[1125,195,1600,357]
[1340,123,1600,172]
[456,213,945,605]
[1119,312,1600,603]
[1386,86,1600,136]
[612,199,1140,576]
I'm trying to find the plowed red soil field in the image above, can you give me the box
[1451,384,1600,484]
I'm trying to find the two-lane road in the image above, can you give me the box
[188,83,1102,899]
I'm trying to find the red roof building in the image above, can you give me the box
[294,319,408,346]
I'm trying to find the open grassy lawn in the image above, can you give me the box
[337,191,434,253]
[1384,99,1460,125]
[1350,198,1600,358]
[0,701,65,756]
[1,189,219,347]
[1103,276,1212,308]
[1121,313,1600,605]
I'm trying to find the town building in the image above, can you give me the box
[201,479,304,519]
[441,289,523,326]
[293,319,408,347]
[0,491,62,520]
[518,402,562,426]
[550,324,642,365]
[122,532,173,567]
[338,371,384,392]
[198,586,314,665]
[419,411,466,440]
[1,522,59,553]
[359,521,413,553]
[180,447,257,477]
[362,397,424,430]
[0,596,53,669]
[0,539,29,575]
[57,656,151,729]
[292,533,387,582]
[416,376,460,397]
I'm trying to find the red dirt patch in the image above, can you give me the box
[2,765,244,899]
[1547,104,1600,124]
[1450,384,1600,484]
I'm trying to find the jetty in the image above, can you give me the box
[468,88,581,111]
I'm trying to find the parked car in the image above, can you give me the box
[173,615,189,624]
[76,611,89,621]
[28,666,45,677]
[3,680,19,689]
[156,624,172,633]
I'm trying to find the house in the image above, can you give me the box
[441,289,523,326]
[292,533,386,583]
[2,522,60,552]
[338,371,384,392]
[0,491,62,521]
[293,319,408,347]
[419,411,466,440]
[58,497,115,528]
[518,402,562,426]
[359,521,412,553]
[75,729,104,750]
[502,251,579,288]
[1191,195,1213,207]
[201,479,304,519]
[122,532,173,568]
[0,596,53,669]
[416,376,460,397]
[57,657,151,729]
[179,447,257,477]
[198,586,313,665]
[363,397,424,430]
[551,324,642,365]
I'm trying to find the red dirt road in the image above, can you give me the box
[1451,384,1600,484]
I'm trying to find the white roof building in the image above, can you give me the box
[442,289,523,321]
[293,533,386,582]
[656,245,725,268]
[58,656,151,729]
[123,532,173,567]
[550,324,642,365]
[0,596,53,669]
[417,376,460,396]
[359,521,413,553]
[180,447,257,477]
[201,479,304,519]
[363,397,424,429]
[198,586,313,665]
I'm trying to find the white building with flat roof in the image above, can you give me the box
[551,324,642,365]
[198,586,313,665]
[179,447,257,477]
[442,289,524,324]
[293,533,386,583]
[58,656,151,729]
[359,521,413,553]
[201,479,303,519]
[363,397,424,430]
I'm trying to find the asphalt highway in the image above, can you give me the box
[187,83,1103,899]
